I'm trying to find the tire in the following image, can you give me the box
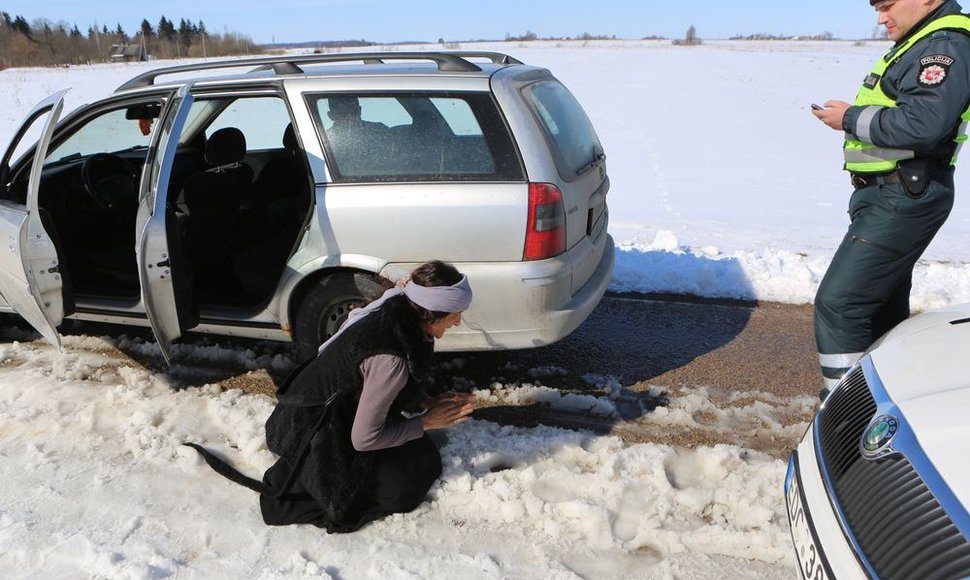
[293,271,385,357]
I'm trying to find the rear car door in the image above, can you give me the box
[0,90,69,348]
[136,85,197,363]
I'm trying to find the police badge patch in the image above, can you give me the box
[918,54,955,87]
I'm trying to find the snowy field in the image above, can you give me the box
[4,39,969,309]
[0,39,966,578]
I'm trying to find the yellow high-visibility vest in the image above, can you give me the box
[845,14,970,173]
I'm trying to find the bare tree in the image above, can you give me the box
[673,25,702,46]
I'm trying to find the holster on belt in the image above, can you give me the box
[896,157,931,197]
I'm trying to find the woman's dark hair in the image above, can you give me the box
[410,260,462,288]
[408,260,462,324]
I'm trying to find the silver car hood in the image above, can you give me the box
[867,304,970,512]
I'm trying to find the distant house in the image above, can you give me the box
[110,43,148,62]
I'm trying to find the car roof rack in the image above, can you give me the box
[115,51,523,92]
[444,51,523,65]
[355,51,523,66]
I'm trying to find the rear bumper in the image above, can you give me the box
[384,233,615,352]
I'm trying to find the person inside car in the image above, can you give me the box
[323,95,390,176]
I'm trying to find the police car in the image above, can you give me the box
[785,304,970,579]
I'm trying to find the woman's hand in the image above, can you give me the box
[420,392,475,430]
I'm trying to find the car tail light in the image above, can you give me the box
[523,182,566,261]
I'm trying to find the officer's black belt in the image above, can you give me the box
[850,171,902,190]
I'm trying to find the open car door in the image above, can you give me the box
[136,84,197,364]
[0,90,69,349]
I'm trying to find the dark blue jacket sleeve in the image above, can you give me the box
[867,32,970,151]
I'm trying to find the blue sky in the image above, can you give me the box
[1,0,882,44]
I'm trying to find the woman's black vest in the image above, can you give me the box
[263,295,433,530]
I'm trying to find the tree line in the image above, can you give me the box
[0,13,262,70]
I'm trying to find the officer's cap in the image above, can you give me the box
[870,0,948,4]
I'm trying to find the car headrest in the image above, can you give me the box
[205,127,246,167]
[282,123,298,152]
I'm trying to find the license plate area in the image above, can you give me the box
[786,456,832,580]
[585,176,608,240]
[587,201,605,239]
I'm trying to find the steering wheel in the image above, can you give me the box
[80,153,139,214]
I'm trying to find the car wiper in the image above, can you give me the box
[50,152,82,165]
[577,151,606,177]
[111,145,145,154]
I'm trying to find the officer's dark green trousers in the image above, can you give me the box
[814,173,954,389]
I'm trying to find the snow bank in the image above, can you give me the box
[612,231,970,308]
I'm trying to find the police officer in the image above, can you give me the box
[812,0,970,396]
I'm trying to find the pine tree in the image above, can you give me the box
[158,16,175,42]
[12,15,31,39]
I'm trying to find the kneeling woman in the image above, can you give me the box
[187,260,474,532]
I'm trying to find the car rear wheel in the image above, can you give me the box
[293,272,386,357]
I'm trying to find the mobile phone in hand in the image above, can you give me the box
[811,103,824,111]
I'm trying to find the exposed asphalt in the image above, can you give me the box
[451,292,820,397]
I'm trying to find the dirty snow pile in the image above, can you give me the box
[0,336,798,578]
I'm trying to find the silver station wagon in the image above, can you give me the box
[0,51,613,361]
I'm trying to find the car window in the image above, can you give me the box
[307,92,523,183]
[356,97,412,128]
[0,107,55,204]
[521,80,601,179]
[45,101,162,163]
[431,98,483,136]
[203,97,292,150]
[5,117,45,174]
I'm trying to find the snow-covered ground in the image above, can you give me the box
[1,39,966,578]
[0,333,801,579]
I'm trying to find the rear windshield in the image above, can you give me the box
[521,80,601,180]
[306,92,523,183]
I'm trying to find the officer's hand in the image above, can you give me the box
[812,100,850,131]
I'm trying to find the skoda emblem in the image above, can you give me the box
[860,415,900,459]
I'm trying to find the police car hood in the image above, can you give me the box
[866,303,970,511]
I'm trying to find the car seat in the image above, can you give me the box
[233,124,312,299]
[177,127,253,292]
[251,123,311,230]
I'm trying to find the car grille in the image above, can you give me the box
[817,366,970,579]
